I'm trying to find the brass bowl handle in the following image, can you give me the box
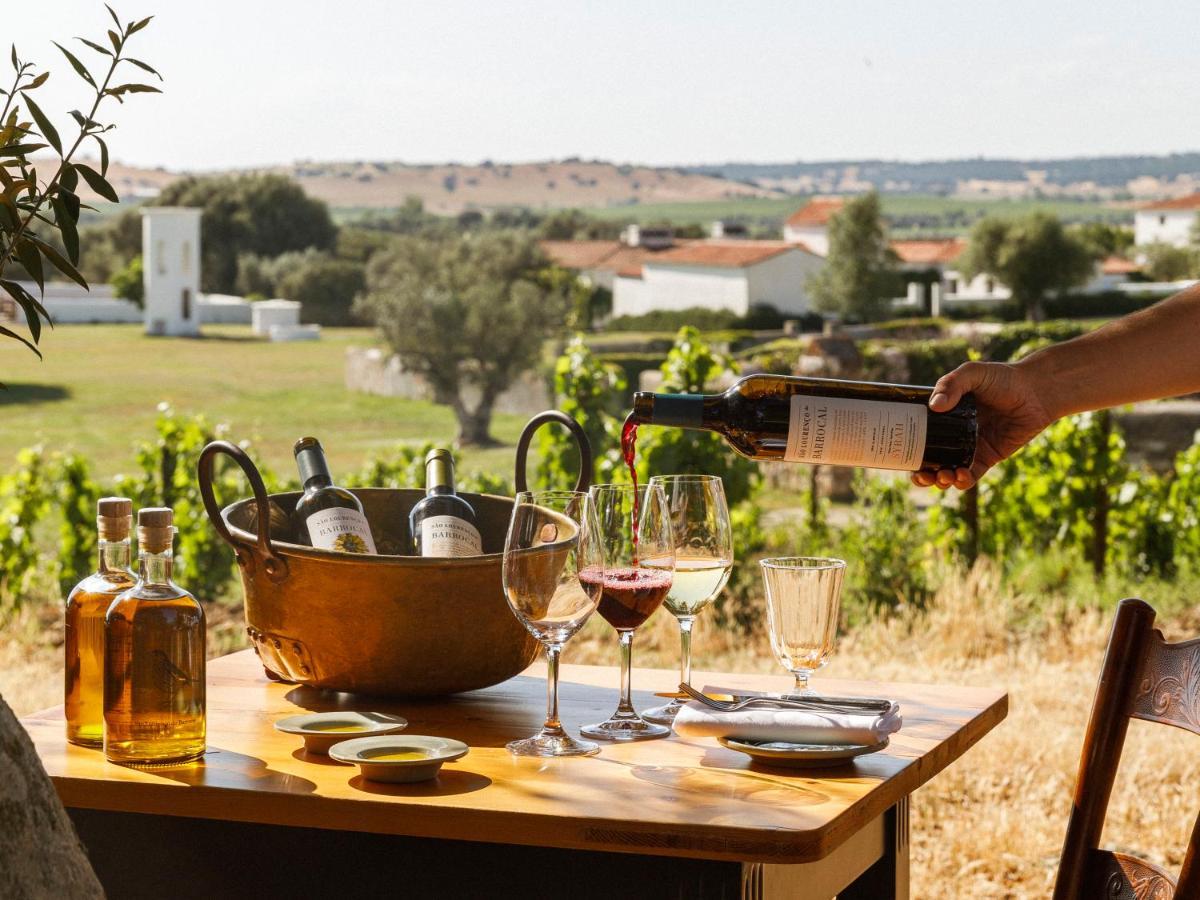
[197,440,288,582]
[514,411,592,494]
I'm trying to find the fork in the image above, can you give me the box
[678,682,891,716]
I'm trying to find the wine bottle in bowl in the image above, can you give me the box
[409,448,482,557]
[293,437,377,554]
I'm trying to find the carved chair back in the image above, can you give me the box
[1053,598,1200,899]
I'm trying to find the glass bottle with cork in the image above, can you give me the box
[104,507,206,764]
[65,497,136,747]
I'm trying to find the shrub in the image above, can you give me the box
[603,304,798,334]
[982,321,1088,362]
[109,255,144,307]
[860,338,972,385]
[275,256,366,326]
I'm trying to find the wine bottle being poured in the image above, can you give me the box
[626,373,977,473]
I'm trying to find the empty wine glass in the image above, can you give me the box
[643,475,732,726]
[759,557,846,694]
[503,490,604,757]
[580,483,674,742]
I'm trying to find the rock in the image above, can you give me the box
[798,336,861,378]
[0,696,102,898]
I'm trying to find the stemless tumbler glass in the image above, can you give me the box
[643,475,732,725]
[759,557,846,694]
[503,490,604,757]
[580,483,674,742]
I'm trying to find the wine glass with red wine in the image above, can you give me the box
[503,490,604,757]
[580,483,674,742]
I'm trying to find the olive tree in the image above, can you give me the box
[356,232,568,445]
[960,213,1096,322]
[807,192,900,322]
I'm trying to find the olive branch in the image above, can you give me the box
[0,5,161,359]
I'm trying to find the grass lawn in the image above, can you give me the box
[0,324,526,481]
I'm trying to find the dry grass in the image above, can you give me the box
[5,562,1198,898]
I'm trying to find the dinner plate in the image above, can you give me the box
[718,736,889,768]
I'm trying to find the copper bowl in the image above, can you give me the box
[198,412,591,697]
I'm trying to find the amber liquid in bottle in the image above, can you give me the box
[65,499,136,747]
[104,508,206,764]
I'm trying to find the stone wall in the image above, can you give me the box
[344,347,552,416]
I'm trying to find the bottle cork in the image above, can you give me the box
[97,497,133,541]
[137,507,176,553]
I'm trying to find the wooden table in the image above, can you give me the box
[24,650,1006,899]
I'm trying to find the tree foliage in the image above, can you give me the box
[108,252,142,305]
[355,232,568,445]
[1142,242,1200,282]
[0,9,160,363]
[275,255,365,326]
[959,213,1096,321]
[153,173,336,293]
[1072,221,1134,259]
[807,192,900,322]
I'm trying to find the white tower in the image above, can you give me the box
[141,207,202,336]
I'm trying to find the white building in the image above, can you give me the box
[141,206,201,336]
[1135,194,1200,247]
[612,242,824,318]
[782,197,844,256]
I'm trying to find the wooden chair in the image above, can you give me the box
[1054,598,1200,899]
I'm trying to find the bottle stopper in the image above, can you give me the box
[137,507,176,553]
[97,497,133,541]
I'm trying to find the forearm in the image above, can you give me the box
[1017,285,1200,419]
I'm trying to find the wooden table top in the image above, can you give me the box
[24,650,1007,865]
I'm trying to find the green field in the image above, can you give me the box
[0,325,525,481]
[582,193,1133,232]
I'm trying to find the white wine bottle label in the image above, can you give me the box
[784,395,927,471]
[420,515,483,557]
[305,507,377,554]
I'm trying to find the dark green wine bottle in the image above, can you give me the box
[292,437,377,554]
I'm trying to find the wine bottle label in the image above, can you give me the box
[305,507,377,554]
[784,396,927,471]
[420,515,482,558]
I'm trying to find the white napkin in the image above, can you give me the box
[673,699,902,746]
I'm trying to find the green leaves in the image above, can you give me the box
[54,42,96,88]
[22,94,62,155]
[74,162,118,201]
[0,6,160,360]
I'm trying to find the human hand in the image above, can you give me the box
[912,360,1056,490]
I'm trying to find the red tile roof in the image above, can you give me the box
[890,238,967,266]
[1100,255,1141,275]
[1140,193,1200,211]
[785,197,845,227]
[645,241,800,269]
[538,240,621,270]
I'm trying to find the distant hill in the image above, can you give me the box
[71,152,1200,211]
[685,154,1200,200]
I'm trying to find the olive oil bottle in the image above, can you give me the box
[65,497,136,747]
[104,508,206,764]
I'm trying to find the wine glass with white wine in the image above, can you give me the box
[643,475,732,726]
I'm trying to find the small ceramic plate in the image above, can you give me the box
[719,736,889,768]
[329,735,470,783]
[274,711,408,755]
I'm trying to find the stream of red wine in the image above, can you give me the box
[620,413,640,564]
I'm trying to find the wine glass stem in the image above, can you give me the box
[617,630,636,715]
[543,642,564,734]
[794,671,810,694]
[678,616,695,689]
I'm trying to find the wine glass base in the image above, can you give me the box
[642,700,683,725]
[507,733,600,757]
[580,715,671,742]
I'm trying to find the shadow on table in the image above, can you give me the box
[349,769,491,797]
[608,757,831,807]
[117,746,318,794]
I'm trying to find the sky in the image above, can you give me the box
[9,1,1200,171]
